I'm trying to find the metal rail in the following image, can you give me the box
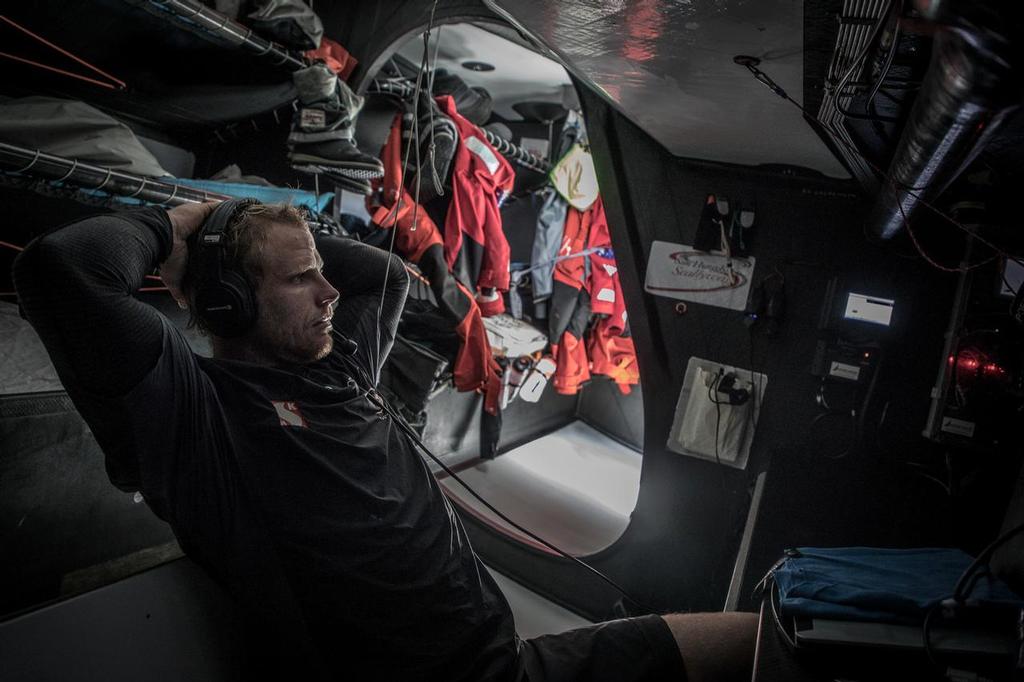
[123,0,306,70]
[0,142,338,232]
[0,142,229,205]
[367,79,552,174]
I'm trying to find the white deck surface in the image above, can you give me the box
[487,565,592,638]
[441,420,643,557]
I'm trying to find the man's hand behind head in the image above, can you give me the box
[161,201,220,308]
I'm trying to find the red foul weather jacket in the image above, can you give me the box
[370,114,502,414]
[436,95,516,312]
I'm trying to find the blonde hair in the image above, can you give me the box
[183,202,308,333]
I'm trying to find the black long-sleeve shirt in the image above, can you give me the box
[13,208,517,681]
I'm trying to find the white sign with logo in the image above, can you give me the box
[644,240,755,311]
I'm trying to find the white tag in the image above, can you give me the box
[596,287,616,303]
[465,136,500,175]
[300,108,326,128]
[941,417,976,438]
[272,400,308,428]
[828,361,861,381]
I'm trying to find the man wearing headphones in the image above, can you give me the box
[14,200,756,681]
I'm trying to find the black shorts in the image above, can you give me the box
[513,615,687,682]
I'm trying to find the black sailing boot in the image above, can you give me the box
[403,89,458,204]
[288,62,384,181]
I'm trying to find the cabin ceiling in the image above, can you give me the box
[488,0,851,177]
[395,23,574,122]
[3,0,1021,198]
[3,0,852,177]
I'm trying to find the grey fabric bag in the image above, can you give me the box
[0,97,169,177]
[247,0,323,50]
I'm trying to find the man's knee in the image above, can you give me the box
[661,611,758,682]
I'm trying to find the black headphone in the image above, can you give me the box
[192,199,260,338]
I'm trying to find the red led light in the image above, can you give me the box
[982,362,1004,376]
[959,356,979,370]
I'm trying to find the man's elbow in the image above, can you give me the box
[11,238,50,308]
[13,232,96,318]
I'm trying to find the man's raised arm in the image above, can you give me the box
[13,203,214,397]
[13,203,215,490]
[315,234,409,382]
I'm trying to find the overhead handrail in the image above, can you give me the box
[0,141,338,232]
[123,0,306,71]
[0,142,226,205]
[367,78,552,174]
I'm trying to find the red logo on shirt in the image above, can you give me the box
[271,401,307,428]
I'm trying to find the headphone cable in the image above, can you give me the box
[341,354,658,615]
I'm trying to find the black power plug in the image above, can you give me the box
[717,372,751,405]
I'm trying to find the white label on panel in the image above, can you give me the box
[941,417,976,438]
[643,240,755,311]
[828,362,861,381]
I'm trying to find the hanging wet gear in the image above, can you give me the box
[288,62,384,181]
[726,202,756,257]
[547,197,638,395]
[476,286,503,317]
[588,323,639,394]
[402,91,459,205]
[305,36,357,81]
[370,112,502,417]
[431,68,493,126]
[436,94,516,313]
[693,194,730,253]
[549,286,592,395]
[532,111,584,304]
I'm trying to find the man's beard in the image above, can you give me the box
[252,317,334,365]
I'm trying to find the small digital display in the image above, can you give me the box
[843,293,894,326]
[1001,259,1024,297]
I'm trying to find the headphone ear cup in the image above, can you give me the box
[191,198,261,338]
[196,268,257,338]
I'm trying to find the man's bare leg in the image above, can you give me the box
[662,612,759,682]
